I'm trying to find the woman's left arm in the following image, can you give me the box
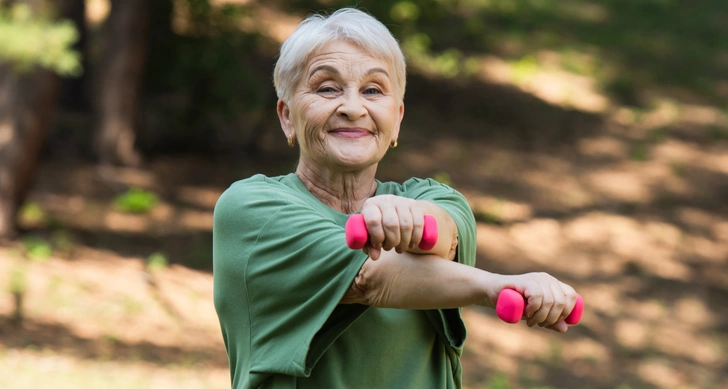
[408,199,459,259]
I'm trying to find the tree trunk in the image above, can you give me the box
[0,65,60,238]
[0,0,77,239]
[58,0,88,112]
[93,0,149,166]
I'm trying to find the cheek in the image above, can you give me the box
[292,99,322,129]
[291,98,331,146]
[371,103,401,135]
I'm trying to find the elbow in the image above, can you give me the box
[349,259,393,307]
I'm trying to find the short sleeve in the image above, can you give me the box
[213,178,369,380]
[391,178,478,350]
[397,177,477,268]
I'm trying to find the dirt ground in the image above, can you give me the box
[2,72,728,388]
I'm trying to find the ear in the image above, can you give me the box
[391,102,405,141]
[277,99,295,138]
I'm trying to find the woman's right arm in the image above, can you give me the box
[340,250,578,333]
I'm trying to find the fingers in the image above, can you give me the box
[366,246,381,260]
[360,196,425,254]
[409,206,425,250]
[560,281,578,320]
[521,273,575,329]
[361,205,385,250]
[546,320,568,333]
[394,204,412,253]
[379,203,400,251]
[541,281,566,327]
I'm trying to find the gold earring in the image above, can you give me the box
[287,135,296,147]
[390,139,398,149]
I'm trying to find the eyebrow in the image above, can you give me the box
[309,65,340,79]
[366,67,390,77]
[308,65,390,79]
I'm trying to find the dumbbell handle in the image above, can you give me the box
[496,288,584,325]
[345,214,438,251]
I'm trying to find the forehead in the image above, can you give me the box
[305,41,391,74]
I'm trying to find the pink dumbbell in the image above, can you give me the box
[345,214,438,250]
[496,288,584,325]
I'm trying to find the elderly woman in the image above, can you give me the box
[213,8,579,389]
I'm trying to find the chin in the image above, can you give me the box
[332,154,378,170]
[328,145,380,167]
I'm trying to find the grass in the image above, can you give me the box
[629,142,650,162]
[113,188,159,214]
[484,373,511,389]
[21,235,53,261]
[146,252,169,272]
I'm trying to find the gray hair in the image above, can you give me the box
[273,8,407,103]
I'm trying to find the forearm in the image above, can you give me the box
[409,200,458,259]
[341,250,499,309]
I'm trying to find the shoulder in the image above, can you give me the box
[219,173,291,199]
[216,174,299,210]
[214,174,301,229]
[380,177,466,200]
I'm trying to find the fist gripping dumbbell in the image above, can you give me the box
[345,214,438,250]
[496,288,584,325]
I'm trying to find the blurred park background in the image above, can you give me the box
[1,0,727,388]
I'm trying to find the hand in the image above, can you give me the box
[490,273,578,333]
[359,195,426,260]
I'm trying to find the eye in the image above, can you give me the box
[318,86,337,93]
[363,87,382,95]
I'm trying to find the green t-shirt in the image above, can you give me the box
[213,173,477,389]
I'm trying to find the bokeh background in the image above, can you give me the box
[1,0,727,388]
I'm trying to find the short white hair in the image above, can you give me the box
[273,8,407,102]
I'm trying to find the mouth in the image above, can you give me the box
[329,127,373,138]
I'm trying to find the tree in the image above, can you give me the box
[93,0,149,166]
[57,0,87,112]
[0,0,81,239]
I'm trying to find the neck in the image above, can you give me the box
[295,158,378,214]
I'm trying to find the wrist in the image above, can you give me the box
[474,271,502,308]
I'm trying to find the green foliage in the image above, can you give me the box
[707,126,728,140]
[484,373,511,389]
[510,55,539,85]
[476,208,503,225]
[403,33,472,78]
[647,128,670,143]
[51,229,74,254]
[432,172,452,186]
[629,142,649,162]
[18,202,46,226]
[0,4,81,76]
[22,235,53,261]
[113,188,158,214]
[146,252,169,272]
[605,77,641,106]
[390,1,420,22]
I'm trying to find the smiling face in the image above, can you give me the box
[277,40,404,173]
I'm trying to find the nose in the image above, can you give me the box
[336,89,367,121]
